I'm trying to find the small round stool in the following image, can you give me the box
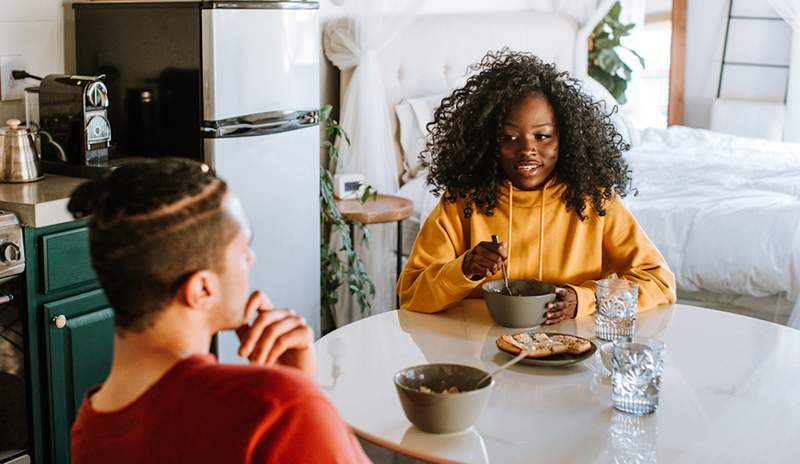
[335,194,414,308]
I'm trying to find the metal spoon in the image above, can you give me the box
[475,346,531,389]
[491,234,512,295]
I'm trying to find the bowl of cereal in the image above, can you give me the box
[393,363,494,434]
[482,279,556,328]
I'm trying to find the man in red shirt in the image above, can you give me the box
[68,159,370,463]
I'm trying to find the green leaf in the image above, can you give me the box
[594,37,620,50]
[608,2,621,20]
[622,46,646,68]
[619,23,636,35]
[320,104,332,123]
[596,49,623,75]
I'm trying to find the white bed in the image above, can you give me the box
[326,9,800,328]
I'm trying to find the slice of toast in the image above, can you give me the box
[549,334,593,355]
[496,332,592,358]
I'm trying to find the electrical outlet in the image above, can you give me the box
[0,55,27,101]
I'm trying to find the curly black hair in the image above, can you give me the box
[422,48,632,220]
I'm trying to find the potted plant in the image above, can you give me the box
[320,105,376,326]
[588,1,645,104]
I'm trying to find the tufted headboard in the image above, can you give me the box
[327,10,582,180]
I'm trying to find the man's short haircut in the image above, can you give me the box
[68,158,238,332]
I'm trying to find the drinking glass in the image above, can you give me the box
[611,337,666,415]
[595,278,638,341]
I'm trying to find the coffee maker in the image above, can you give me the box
[38,74,111,168]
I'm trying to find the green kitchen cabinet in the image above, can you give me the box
[44,290,113,464]
[22,220,113,464]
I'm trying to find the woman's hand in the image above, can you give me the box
[543,286,578,325]
[235,291,316,377]
[462,241,508,280]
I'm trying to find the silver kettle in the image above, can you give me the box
[0,119,45,183]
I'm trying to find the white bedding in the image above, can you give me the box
[397,126,800,328]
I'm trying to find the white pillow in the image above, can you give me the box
[578,77,634,146]
[395,95,444,182]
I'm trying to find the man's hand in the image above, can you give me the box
[235,291,316,377]
[543,286,578,325]
[462,241,508,280]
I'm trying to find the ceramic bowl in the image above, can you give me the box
[394,363,494,434]
[482,279,556,328]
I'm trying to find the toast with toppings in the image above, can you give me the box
[496,332,592,358]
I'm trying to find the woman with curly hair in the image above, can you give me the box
[397,49,675,322]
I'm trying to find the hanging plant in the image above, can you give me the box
[320,105,377,321]
[588,1,645,104]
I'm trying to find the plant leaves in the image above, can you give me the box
[320,104,332,122]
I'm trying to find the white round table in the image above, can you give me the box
[315,300,800,463]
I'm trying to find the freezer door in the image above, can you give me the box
[202,6,320,121]
[206,125,320,363]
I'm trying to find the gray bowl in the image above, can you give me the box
[394,364,494,434]
[483,279,556,328]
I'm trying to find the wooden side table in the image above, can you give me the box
[335,194,414,307]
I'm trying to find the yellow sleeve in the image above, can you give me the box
[569,197,677,317]
[397,199,484,313]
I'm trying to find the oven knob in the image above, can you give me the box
[0,243,20,262]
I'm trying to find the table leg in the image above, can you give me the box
[396,220,403,309]
[349,222,355,248]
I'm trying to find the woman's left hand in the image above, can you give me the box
[543,286,578,325]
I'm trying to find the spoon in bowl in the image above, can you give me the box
[475,344,531,389]
[491,234,512,295]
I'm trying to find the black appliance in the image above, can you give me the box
[73,2,203,161]
[38,75,111,167]
[0,212,29,464]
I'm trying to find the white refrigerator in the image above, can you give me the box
[200,2,321,362]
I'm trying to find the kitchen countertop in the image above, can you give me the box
[0,175,86,227]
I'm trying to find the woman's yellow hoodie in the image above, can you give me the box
[397,179,676,316]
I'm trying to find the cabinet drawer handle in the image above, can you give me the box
[52,314,67,329]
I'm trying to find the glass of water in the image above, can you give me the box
[612,337,666,415]
[595,278,638,341]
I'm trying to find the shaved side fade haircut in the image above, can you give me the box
[68,158,238,332]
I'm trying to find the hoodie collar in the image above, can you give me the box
[497,177,565,208]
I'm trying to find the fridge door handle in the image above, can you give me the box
[202,109,319,138]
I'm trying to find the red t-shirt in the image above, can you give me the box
[71,355,370,464]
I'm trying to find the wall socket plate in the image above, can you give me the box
[0,55,27,102]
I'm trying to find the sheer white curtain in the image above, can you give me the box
[323,0,423,326]
[768,0,800,142]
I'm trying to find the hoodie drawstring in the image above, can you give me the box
[506,181,546,281]
[507,181,513,277]
[538,183,545,281]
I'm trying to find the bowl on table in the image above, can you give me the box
[393,364,494,434]
[482,279,556,328]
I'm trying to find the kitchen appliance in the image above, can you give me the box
[0,212,29,464]
[23,88,39,130]
[0,119,44,183]
[38,74,111,166]
[74,1,321,356]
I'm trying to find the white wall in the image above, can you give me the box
[0,0,75,124]
[684,0,791,128]
[317,0,574,113]
[6,0,785,133]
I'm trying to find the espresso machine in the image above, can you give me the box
[37,74,111,174]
